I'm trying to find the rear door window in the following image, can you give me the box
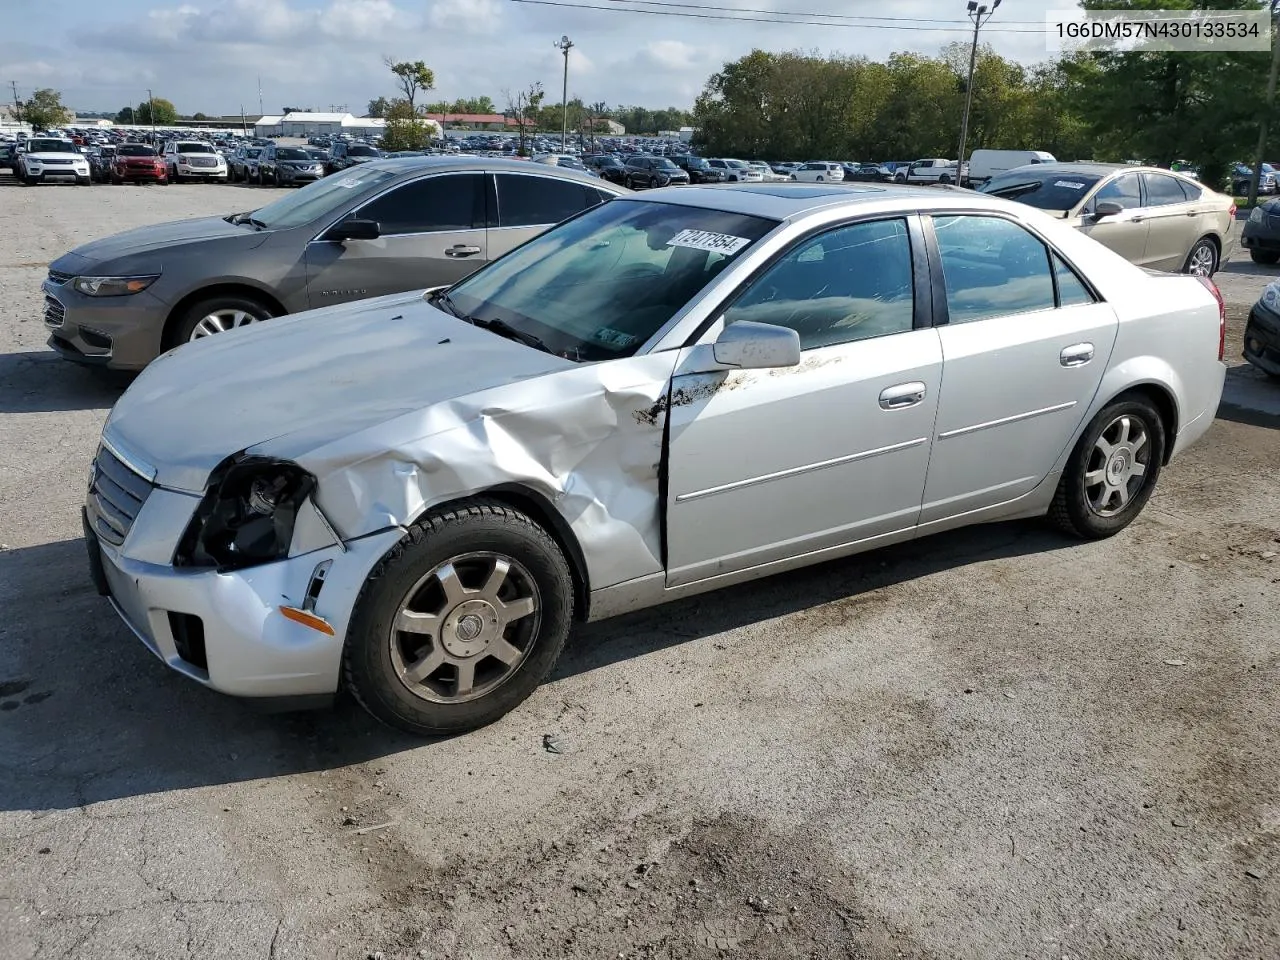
[358,173,484,235]
[496,174,602,228]
[1141,173,1190,207]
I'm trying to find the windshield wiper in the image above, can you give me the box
[984,181,1042,199]
[228,212,268,229]
[430,291,552,353]
[468,316,553,354]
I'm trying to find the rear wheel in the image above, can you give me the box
[343,501,574,736]
[1183,236,1218,276]
[1250,248,1280,265]
[1048,395,1166,540]
[167,293,275,346]
[939,174,952,184]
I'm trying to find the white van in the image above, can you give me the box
[966,149,1056,186]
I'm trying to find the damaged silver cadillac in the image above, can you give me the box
[84,183,1227,735]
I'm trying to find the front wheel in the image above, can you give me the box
[1183,237,1218,276]
[1250,248,1280,265]
[939,174,952,184]
[167,293,275,346]
[1048,396,1166,540]
[343,501,574,736]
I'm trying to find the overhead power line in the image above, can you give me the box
[602,0,1042,25]
[505,0,1046,32]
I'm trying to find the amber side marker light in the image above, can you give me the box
[279,606,336,635]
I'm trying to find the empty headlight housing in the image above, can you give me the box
[175,456,316,571]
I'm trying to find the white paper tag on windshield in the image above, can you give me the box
[337,178,363,189]
[1054,180,1086,189]
[667,229,750,255]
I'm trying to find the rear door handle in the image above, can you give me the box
[879,382,927,410]
[1060,343,1095,367]
[445,245,482,258]
[1129,215,1145,223]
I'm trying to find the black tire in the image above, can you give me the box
[1048,395,1166,540]
[343,501,574,736]
[939,174,952,184]
[166,293,274,347]
[816,176,824,182]
[1182,236,1219,276]
[77,176,91,186]
[1250,248,1280,265]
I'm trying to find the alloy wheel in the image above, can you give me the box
[389,551,541,704]
[189,308,266,340]
[1187,242,1216,276]
[1083,414,1151,516]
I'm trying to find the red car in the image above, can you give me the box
[110,144,168,184]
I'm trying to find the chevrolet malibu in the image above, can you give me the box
[84,183,1227,736]
[42,157,627,369]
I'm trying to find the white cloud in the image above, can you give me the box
[643,40,699,72]
[426,0,501,35]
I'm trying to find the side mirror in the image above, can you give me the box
[326,217,380,242]
[712,320,801,370]
[1094,200,1124,219]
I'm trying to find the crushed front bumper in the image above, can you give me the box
[84,485,405,699]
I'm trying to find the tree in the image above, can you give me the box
[134,97,178,126]
[380,98,436,150]
[192,112,209,121]
[114,105,138,125]
[503,82,545,156]
[367,96,392,118]
[384,58,435,113]
[281,106,307,114]
[452,95,496,115]
[19,89,72,131]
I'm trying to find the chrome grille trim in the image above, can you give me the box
[43,296,65,327]
[47,269,73,285]
[86,446,155,547]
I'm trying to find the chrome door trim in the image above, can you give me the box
[674,436,928,503]
[937,400,1077,440]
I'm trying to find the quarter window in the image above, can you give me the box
[1053,253,1095,307]
[932,215,1056,323]
[1142,173,1190,207]
[724,218,915,350]
[496,174,602,228]
[359,173,484,234]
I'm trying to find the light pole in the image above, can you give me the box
[957,0,1000,185]
[555,35,574,151]
[147,88,156,141]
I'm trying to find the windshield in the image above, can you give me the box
[177,142,210,154]
[348,145,380,157]
[724,159,748,169]
[305,148,327,158]
[276,148,310,160]
[978,170,1102,211]
[445,199,777,362]
[245,148,263,158]
[28,139,76,153]
[250,167,399,230]
[118,145,155,157]
[653,159,679,170]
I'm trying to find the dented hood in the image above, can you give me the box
[103,293,575,493]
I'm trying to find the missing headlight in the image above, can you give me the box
[175,456,316,571]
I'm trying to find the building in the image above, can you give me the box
[255,112,439,140]
[428,113,535,132]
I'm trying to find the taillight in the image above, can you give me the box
[1229,203,1238,219]
[1196,273,1226,361]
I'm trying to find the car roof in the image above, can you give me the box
[627,182,1012,220]
[354,155,628,190]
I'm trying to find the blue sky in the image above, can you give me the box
[1,0,1067,117]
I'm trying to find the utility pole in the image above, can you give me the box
[240,105,247,137]
[1250,2,1280,207]
[555,35,574,151]
[957,0,1000,186]
[258,76,264,119]
[147,88,156,141]
[9,81,20,124]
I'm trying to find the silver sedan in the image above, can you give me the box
[85,183,1227,736]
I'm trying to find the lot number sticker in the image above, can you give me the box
[1054,180,1087,189]
[667,229,751,255]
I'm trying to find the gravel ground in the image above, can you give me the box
[1,175,1278,960]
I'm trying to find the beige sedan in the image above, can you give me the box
[979,162,1236,275]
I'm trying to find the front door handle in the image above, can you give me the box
[445,245,482,258]
[1060,343,1095,367]
[1129,215,1145,223]
[879,382,927,410]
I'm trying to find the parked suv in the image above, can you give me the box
[110,144,167,184]
[670,155,725,184]
[327,141,383,174]
[583,154,629,185]
[259,145,327,187]
[163,140,228,182]
[792,162,845,183]
[623,155,690,189]
[894,159,961,185]
[43,158,630,370]
[16,137,91,186]
[705,158,761,182]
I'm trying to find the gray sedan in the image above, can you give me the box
[43,157,628,370]
[85,183,1226,736]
